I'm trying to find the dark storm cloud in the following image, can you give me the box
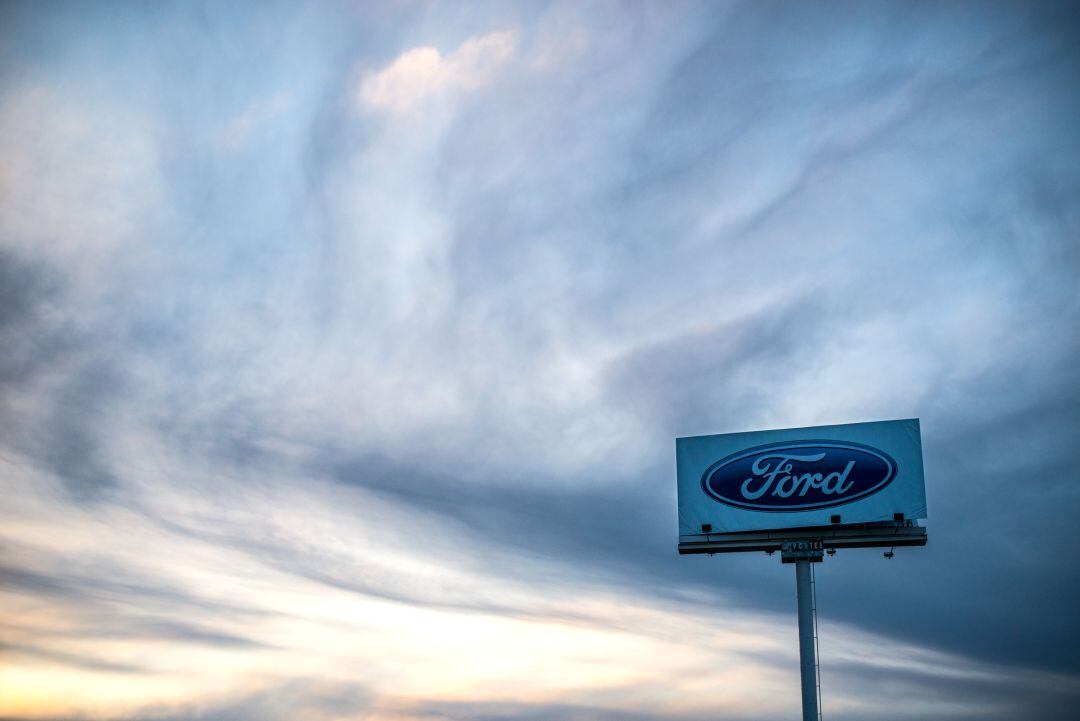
[838,370,1080,672]
[823,659,1080,721]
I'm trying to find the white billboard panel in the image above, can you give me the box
[677,419,927,538]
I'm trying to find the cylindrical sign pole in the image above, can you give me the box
[795,559,819,721]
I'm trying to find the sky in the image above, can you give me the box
[1,1,1078,719]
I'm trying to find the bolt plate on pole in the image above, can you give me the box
[782,539,824,564]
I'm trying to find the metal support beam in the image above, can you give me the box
[795,560,818,721]
[678,520,926,555]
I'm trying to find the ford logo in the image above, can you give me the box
[701,440,897,511]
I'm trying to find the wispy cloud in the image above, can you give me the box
[1,1,1078,719]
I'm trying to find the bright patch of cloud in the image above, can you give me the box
[359,30,518,114]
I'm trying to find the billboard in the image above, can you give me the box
[677,419,926,537]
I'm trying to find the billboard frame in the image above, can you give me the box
[678,519,927,555]
[677,418,927,535]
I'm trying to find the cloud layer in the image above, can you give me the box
[1,1,1079,719]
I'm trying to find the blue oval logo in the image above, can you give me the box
[701,440,897,511]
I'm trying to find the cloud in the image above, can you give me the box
[0,86,160,285]
[0,641,150,675]
[216,92,294,151]
[358,30,518,114]
[1,1,1079,720]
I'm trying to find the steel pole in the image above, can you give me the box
[795,560,818,721]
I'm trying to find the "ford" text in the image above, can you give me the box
[700,441,897,511]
